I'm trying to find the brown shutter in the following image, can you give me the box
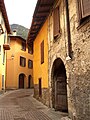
[77,0,82,20]
[41,40,44,64]
[81,0,90,18]
[53,6,60,38]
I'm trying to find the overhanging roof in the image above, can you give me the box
[9,35,26,42]
[27,0,54,46]
[0,0,11,33]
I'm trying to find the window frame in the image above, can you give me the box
[2,75,4,90]
[53,6,60,40]
[4,31,6,44]
[28,59,33,69]
[7,36,10,44]
[20,56,26,67]
[21,42,26,51]
[77,0,90,25]
[2,51,5,64]
[28,45,33,54]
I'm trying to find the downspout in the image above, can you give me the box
[65,0,72,60]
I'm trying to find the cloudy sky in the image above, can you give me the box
[4,0,37,28]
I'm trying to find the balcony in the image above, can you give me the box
[0,24,4,35]
[3,43,10,50]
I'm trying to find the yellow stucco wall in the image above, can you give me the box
[33,20,48,88]
[0,11,8,90]
[6,37,33,89]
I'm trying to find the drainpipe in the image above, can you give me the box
[65,0,72,60]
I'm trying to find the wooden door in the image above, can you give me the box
[39,79,42,97]
[28,76,31,88]
[19,75,24,88]
[55,77,68,112]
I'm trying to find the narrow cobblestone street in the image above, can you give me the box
[0,89,70,120]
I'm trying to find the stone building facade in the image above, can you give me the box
[48,0,90,120]
[27,0,90,120]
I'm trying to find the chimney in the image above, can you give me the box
[13,30,17,36]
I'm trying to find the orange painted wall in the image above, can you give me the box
[6,37,33,89]
[33,20,48,88]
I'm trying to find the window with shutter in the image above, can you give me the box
[41,40,44,64]
[2,75,4,90]
[4,31,6,44]
[8,36,10,44]
[28,59,33,69]
[81,0,90,18]
[28,46,33,54]
[21,42,26,51]
[53,6,60,39]
[20,56,26,67]
[78,0,90,22]
[3,51,5,64]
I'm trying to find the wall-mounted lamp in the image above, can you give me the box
[11,54,14,59]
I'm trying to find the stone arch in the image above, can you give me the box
[51,57,68,112]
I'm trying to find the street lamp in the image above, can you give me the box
[11,54,14,59]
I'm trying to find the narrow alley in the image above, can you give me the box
[0,89,69,120]
[0,0,90,120]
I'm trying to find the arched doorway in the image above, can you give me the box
[28,75,31,88]
[51,58,68,112]
[19,74,25,88]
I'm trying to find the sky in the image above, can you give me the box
[4,0,37,29]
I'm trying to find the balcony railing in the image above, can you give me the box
[3,43,10,50]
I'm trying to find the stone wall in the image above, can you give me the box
[34,84,50,107]
[48,0,90,120]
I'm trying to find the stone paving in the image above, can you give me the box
[0,89,71,120]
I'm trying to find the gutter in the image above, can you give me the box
[65,0,72,60]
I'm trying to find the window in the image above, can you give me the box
[41,40,44,64]
[4,31,6,44]
[28,60,33,69]
[2,75,4,90]
[78,0,90,23]
[21,42,26,51]
[1,18,3,25]
[7,36,10,44]
[28,45,33,54]
[3,51,5,64]
[53,6,60,39]
[0,45,1,54]
[20,56,26,67]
